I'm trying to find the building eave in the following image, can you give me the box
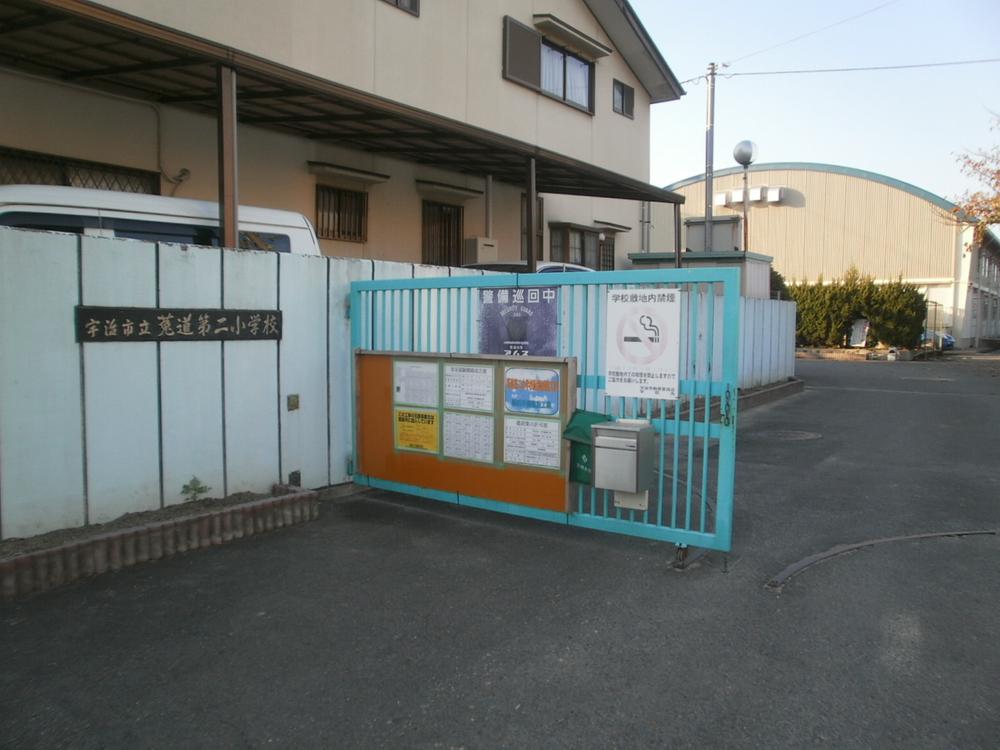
[582,0,684,103]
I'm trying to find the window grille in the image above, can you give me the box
[316,185,368,242]
[0,146,160,194]
[600,239,616,270]
[422,201,463,266]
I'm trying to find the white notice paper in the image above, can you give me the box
[443,411,494,463]
[393,360,439,407]
[604,289,682,400]
[443,364,494,412]
[503,416,561,469]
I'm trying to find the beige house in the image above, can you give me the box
[0,0,685,268]
[645,163,1000,347]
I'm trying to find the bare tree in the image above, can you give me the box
[954,115,1000,243]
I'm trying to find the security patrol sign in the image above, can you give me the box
[604,290,682,400]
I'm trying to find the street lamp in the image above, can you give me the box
[733,140,757,253]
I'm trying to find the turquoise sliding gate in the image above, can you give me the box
[350,268,740,552]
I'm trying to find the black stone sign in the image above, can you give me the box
[75,305,282,343]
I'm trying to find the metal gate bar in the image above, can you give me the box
[351,268,739,552]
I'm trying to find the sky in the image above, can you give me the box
[630,0,1000,203]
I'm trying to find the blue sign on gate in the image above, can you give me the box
[503,367,560,415]
[478,286,558,357]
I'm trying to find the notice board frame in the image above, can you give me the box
[354,350,576,514]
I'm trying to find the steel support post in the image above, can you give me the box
[217,65,239,249]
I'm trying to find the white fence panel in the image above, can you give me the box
[223,250,280,495]
[158,243,225,507]
[0,230,85,537]
[330,258,374,484]
[0,226,797,539]
[81,237,161,523]
[279,254,330,489]
[739,298,796,389]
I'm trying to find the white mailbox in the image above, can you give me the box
[591,421,654,493]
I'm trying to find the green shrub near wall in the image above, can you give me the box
[788,268,926,349]
[869,280,927,349]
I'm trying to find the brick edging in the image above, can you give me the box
[0,486,318,602]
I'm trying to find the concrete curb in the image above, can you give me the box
[739,378,805,411]
[796,348,869,361]
[0,486,319,602]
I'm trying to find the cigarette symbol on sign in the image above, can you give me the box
[616,307,668,365]
[623,315,660,343]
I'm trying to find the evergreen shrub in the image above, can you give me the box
[787,267,926,348]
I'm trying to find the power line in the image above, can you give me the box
[680,0,903,84]
[683,56,1000,85]
[726,58,1000,77]
[724,0,902,66]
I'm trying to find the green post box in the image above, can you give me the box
[563,409,613,485]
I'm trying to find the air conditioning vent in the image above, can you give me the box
[462,237,497,264]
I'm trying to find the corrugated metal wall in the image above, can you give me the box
[666,168,958,283]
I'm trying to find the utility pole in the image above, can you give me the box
[703,62,717,252]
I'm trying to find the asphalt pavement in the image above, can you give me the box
[2,355,998,749]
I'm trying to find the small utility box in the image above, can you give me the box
[592,421,654,493]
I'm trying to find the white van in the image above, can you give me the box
[0,185,321,255]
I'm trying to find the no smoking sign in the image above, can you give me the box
[604,290,682,400]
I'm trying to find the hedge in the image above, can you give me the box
[787,268,926,348]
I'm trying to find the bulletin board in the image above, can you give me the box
[355,351,575,512]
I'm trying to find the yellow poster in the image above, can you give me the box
[394,408,440,453]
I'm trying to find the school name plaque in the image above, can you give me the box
[75,305,282,343]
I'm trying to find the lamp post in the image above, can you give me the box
[733,140,757,254]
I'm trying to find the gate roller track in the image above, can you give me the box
[766,529,998,591]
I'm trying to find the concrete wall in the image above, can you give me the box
[0,227,460,538]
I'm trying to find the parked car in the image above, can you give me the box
[463,261,595,273]
[0,185,321,255]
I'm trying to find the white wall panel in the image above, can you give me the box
[713,295,725,383]
[1,224,801,537]
[0,230,85,537]
[279,254,330,489]
[81,236,160,522]
[158,243,224,506]
[330,258,374,484]
[223,250,279,494]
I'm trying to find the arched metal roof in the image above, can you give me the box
[664,162,956,213]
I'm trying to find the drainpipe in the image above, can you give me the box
[7,69,190,193]
[639,200,650,253]
[974,246,982,349]
[673,203,682,269]
[485,175,493,238]
[526,157,537,272]
[951,222,963,339]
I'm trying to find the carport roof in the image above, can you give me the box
[0,0,685,205]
